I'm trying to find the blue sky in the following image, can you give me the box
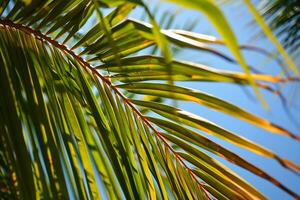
[130,1,300,199]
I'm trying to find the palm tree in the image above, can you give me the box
[0,0,299,199]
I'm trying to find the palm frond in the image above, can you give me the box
[0,0,299,199]
[260,0,300,53]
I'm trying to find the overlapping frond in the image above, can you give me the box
[260,0,300,53]
[0,0,299,199]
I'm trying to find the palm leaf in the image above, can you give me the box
[0,0,299,199]
[260,0,300,53]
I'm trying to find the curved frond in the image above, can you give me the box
[0,1,299,199]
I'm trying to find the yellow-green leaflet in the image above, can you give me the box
[165,0,267,108]
[243,0,299,75]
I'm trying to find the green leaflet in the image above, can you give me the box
[163,134,297,198]
[132,100,300,174]
[72,3,136,49]
[99,55,284,85]
[75,62,133,199]
[0,46,37,200]
[132,112,169,200]
[118,83,300,140]
[124,105,157,200]
[46,0,90,35]
[61,93,100,200]
[180,153,266,200]
[118,83,300,141]
[164,0,267,108]
[153,116,295,196]
[243,0,298,75]
[84,18,249,64]
[102,83,145,199]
